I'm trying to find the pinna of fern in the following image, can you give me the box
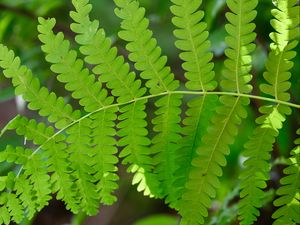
[70,0,161,197]
[176,0,257,224]
[170,0,218,210]
[0,13,119,223]
[0,0,299,224]
[272,128,300,225]
[114,0,184,202]
[0,43,83,221]
[37,17,121,207]
[238,0,299,224]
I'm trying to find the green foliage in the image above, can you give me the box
[114,0,183,201]
[70,0,158,197]
[238,0,299,224]
[170,0,218,209]
[272,129,300,225]
[0,0,299,225]
[0,45,80,129]
[176,0,257,224]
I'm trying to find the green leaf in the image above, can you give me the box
[238,1,299,223]
[272,129,300,225]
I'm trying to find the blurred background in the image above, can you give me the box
[0,0,299,225]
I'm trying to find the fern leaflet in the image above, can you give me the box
[0,0,299,224]
[238,0,299,224]
[0,45,80,129]
[272,129,300,225]
[178,0,257,224]
[38,17,120,207]
[170,0,218,208]
[70,0,159,196]
[114,0,183,200]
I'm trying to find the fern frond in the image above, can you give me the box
[0,45,80,129]
[179,0,257,223]
[37,16,121,209]
[37,17,112,111]
[222,0,257,94]
[0,146,31,166]
[118,99,157,196]
[70,0,158,196]
[272,128,300,225]
[7,115,56,145]
[22,153,51,211]
[238,105,287,225]
[70,0,145,103]
[0,146,51,220]
[0,171,30,223]
[114,0,182,200]
[238,1,299,224]
[14,173,41,220]
[66,119,100,215]
[114,0,179,94]
[7,115,112,216]
[179,97,249,225]
[1,192,23,224]
[172,95,218,208]
[0,0,299,224]
[5,116,79,213]
[170,0,219,208]
[170,0,217,92]
[260,0,299,102]
[0,173,23,224]
[89,109,119,205]
[151,93,182,200]
[5,114,111,215]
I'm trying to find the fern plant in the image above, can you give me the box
[0,0,299,224]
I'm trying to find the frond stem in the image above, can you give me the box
[9,90,300,178]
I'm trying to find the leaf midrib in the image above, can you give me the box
[9,90,300,179]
